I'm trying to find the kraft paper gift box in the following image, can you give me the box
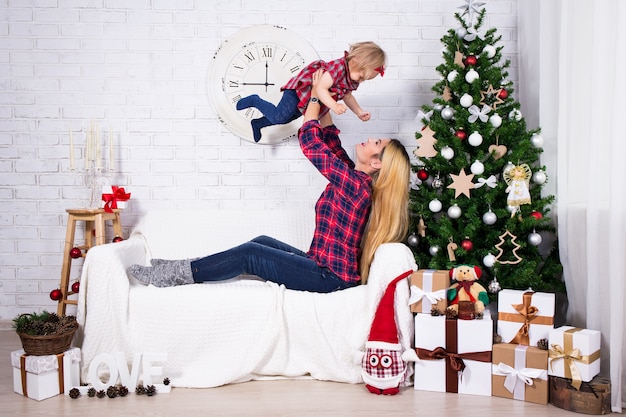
[101,185,130,213]
[12,347,81,401]
[492,343,548,404]
[497,289,554,346]
[414,311,492,396]
[409,270,449,314]
[548,326,601,390]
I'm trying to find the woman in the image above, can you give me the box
[129,70,410,292]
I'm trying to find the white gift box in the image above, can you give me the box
[12,347,81,401]
[101,186,129,211]
[497,289,555,346]
[548,326,601,387]
[414,311,492,396]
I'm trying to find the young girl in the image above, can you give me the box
[235,41,386,142]
[129,70,409,292]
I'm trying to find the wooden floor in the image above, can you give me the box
[0,330,597,417]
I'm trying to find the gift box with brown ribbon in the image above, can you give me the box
[413,312,492,396]
[548,326,601,390]
[492,343,548,404]
[409,270,449,314]
[11,347,81,401]
[497,289,555,346]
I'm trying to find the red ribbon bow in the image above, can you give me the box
[374,66,385,77]
[102,186,130,213]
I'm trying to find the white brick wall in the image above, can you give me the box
[0,0,518,319]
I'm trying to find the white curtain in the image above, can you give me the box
[518,0,624,412]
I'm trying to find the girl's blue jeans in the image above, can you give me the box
[190,235,356,293]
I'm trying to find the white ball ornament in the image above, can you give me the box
[440,146,455,160]
[456,27,467,39]
[507,205,518,214]
[509,109,522,121]
[483,253,496,268]
[465,69,479,83]
[489,114,502,128]
[441,106,454,120]
[429,199,443,213]
[429,245,440,256]
[468,131,483,146]
[448,204,462,219]
[528,231,543,246]
[531,133,544,149]
[532,170,547,184]
[482,210,497,225]
[460,94,473,108]
[470,160,485,175]
[483,44,496,58]
[447,70,458,82]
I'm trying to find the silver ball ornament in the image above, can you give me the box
[429,245,440,256]
[482,211,497,225]
[508,109,522,121]
[447,204,462,219]
[441,106,454,120]
[456,27,467,39]
[431,175,443,189]
[531,134,544,149]
[503,161,515,176]
[488,278,502,293]
[532,170,547,184]
[528,232,543,246]
[407,234,419,247]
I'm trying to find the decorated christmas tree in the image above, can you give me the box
[409,1,564,300]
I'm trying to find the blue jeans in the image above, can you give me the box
[190,235,356,293]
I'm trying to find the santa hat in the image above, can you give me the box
[366,270,413,351]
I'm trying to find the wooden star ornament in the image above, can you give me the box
[479,84,505,110]
[447,168,475,198]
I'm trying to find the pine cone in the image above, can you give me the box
[96,390,106,398]
[87,387,96,397]
[163,377,170,386]
[118,385,129,397]
[69,387,80,399]
[135,384,146,395]
[146,385,157,396]
[106,386,118,398]
[537,337,549,350]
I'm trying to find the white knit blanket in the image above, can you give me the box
[76,209,417,388]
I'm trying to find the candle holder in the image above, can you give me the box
[83,166,112,209]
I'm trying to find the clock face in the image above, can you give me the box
[208,25,319,144]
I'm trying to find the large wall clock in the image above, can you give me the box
[208,25,319,144]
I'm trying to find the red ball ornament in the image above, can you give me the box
[69,247,82,259]
[498,88,508,99]
[71,281,80,294]
[417,169,429,181]
[464,55,477,66]
[50,289,63,301]
[113,236,124,243]
[530,211,543,220]
[461,238,473,251]
[455,130,467,140]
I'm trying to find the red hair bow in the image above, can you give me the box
[375,66,385,77]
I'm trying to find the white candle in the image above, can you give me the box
[96,124,102,169]
[108,130,114,171]
[85,124,91,170]
[69,125,75,170]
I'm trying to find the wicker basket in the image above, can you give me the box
[18,323,78,356]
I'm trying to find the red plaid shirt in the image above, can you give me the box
[282,56,360,116]
[298,120,372,284]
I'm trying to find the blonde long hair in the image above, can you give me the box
[359,139,411,284]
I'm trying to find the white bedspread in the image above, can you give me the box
[75,209,417,388]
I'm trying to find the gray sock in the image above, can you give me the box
[128,261,194,287]
[150,257,200,266]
